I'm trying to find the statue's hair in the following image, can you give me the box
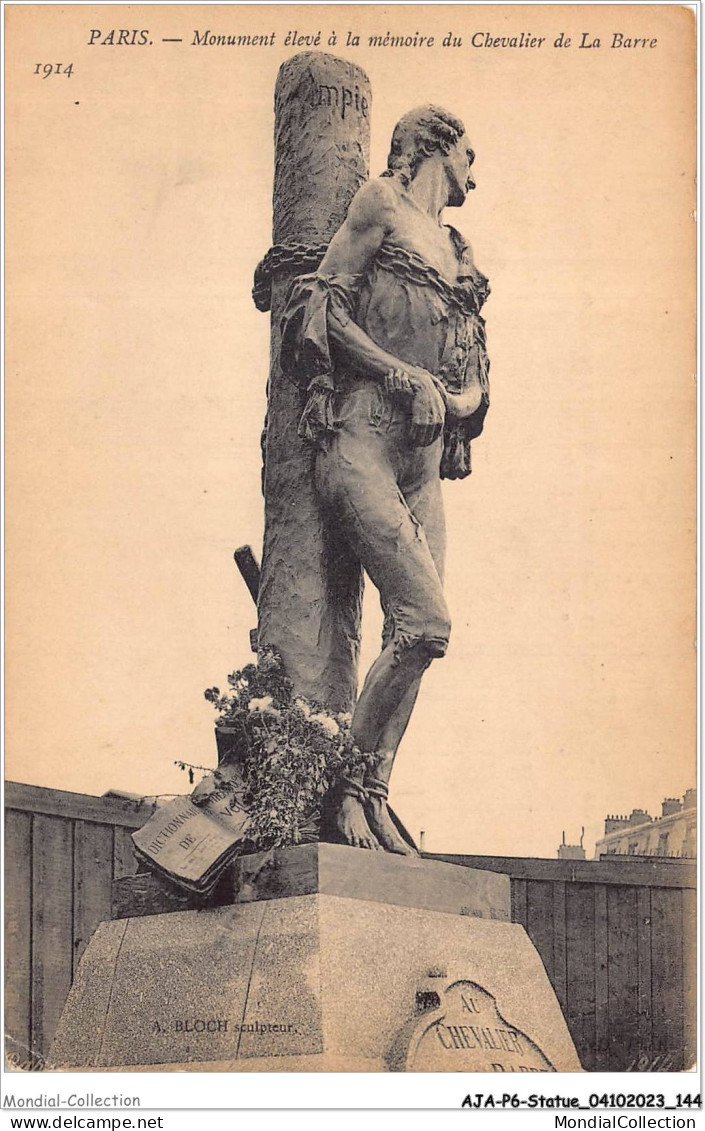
[381,106,466,188]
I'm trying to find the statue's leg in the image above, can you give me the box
[374,679,420,767]
[373,469,446,760]
[328,467,450,755]
[361,469,448,852]
[353,644,443,857]
[316,386,450,850]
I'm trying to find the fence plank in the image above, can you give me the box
[429,852,695,889]
[525,880,555,982]
[6,781,154,829]
[5,809,33,1064]
[73,822,115,972]
[650,887,685,1070]
[636,886,653,1068]
[113,826,139,879]
[565,882,596,1070]
[552,881,568,1013]
[606,884,639,1070]
[593,884,609,1070]
[31,815,74,1056]
[681,888,696,1070]
[511,878,528,928]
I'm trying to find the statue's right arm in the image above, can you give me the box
[317,180,408,380]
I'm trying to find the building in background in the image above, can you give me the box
[595,789,696,859]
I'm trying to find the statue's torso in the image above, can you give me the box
[279,176,491,479]
[354,182,489,391]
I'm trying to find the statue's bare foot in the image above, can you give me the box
[364,795,417,855]
[333,795,380,850]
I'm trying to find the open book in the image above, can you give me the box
[132,773,250,894]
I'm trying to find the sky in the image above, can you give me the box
[5,4,696,859]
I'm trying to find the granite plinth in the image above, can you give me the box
[51,846,581,1072]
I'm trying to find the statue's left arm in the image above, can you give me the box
[436,381,483,421]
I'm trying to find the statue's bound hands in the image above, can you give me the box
[383,368,414,398]
[383,367,446,447]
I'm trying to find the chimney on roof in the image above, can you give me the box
[628,808,651,826]
[661,797,682,817]
[557,830,586,860]
[605,814,628,835]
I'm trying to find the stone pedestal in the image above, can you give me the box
[49,846,582,1072]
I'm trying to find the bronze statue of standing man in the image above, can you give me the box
[281,106,491,855]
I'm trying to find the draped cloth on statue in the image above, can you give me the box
[279,225,490,480]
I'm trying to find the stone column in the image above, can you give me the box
[256,52,372,712]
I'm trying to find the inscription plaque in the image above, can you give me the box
[398,980,555,1072]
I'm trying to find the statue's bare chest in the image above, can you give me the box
[386,202,461,283]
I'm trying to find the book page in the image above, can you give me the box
[131,797,240,884]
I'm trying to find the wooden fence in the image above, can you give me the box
[4,781,153,1066]
[4,783,697,1071]
[430,853,697,1072]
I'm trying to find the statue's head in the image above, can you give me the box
[382,106,475,204]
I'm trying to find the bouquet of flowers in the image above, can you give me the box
[180,647,371,850]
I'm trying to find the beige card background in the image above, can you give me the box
[5,4,695,859]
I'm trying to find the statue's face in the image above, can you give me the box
[444,133,476,206]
